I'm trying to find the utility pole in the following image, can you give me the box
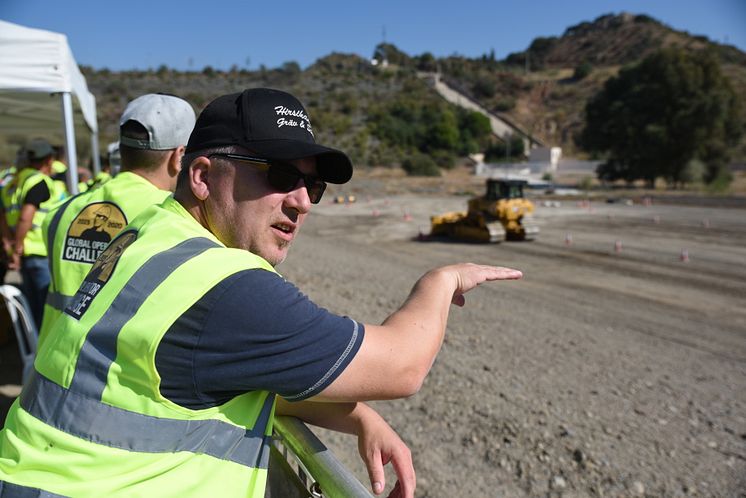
[504,133,511,179]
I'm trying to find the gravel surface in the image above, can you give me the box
[278,174,746,498]
[0,170,743,497]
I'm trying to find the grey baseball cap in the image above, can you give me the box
[119,94,196,150]
[26,138,54,160]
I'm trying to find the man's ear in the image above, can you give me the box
[168,146,185,178]
[189,156,211,201]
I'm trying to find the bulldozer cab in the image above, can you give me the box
[484,179,526,201]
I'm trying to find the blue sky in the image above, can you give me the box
[2,0,745,71]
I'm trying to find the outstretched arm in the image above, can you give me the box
[276,398,415,498]
[318,263,522,401]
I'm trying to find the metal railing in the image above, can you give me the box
[267,416,374,498]
[0,284,39,385]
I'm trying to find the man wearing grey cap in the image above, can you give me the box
[0,88,522,498]
[0,138,56,327]
[36,93,195,350]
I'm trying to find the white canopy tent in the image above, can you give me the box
[0,19,101,193]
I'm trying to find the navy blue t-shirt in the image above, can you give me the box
[155,269,364,409]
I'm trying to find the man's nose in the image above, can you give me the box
[284,178,312,214]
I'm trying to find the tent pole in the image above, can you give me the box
[90,132,101,176]
[61,92,79,195]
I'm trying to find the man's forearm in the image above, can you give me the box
[276,398,368,435]
[380,268,456,369]
[13,222,31,254]
[14,205,37,254]
[277,398,416,497]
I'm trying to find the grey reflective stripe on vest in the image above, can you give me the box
[70,236,219,399]
[20,372,275,469]
[45,290,73,312]
[0,480,67,497]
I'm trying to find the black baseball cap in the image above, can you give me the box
[186,88,353,184]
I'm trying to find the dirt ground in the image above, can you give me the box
[0,168,744,497]
[277,169,746,497]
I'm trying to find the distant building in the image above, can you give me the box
[370,58,389,68]
[528,147,562,173]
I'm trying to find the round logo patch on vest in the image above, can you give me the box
[63,202,127,264]
[65,230,138,320]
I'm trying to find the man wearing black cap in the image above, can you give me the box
[0,89,522,498]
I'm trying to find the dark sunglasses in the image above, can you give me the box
[209,153,326,204]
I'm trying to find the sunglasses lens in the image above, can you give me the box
[266,168,299,193]
[306,181,326,204]
[266,164,326,204]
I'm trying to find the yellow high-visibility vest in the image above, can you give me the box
[1,167,56,257]
[0,197,277,497]
[39,172,170,349]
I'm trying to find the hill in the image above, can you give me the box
[436,12,746,157]
[3,12,744,173]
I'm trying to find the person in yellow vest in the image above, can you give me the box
[0,148,22,284]
[0,89,523,498]
[38,93,195,350]
[49,145,70,203]
[76,164,92,193]
[0,138,56,328]
[51,145,67,176]
[86,154,113,190]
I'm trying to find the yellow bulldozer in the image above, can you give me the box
[430,179,539,242]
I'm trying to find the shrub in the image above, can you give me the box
[431,150,457,169]
[573,62,593,80]
[402,153,441,176]
[493,98,516,112]
[705,167,732,193]
[680,158,706,185]
[472,78,496,99]
[579,175,594,192]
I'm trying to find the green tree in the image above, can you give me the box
[416,52,437,72]
[458,111,492,154]
[424,106,459,151]
[484,134,525,162]
[580,48,743,187]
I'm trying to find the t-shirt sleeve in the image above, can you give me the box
[156,269,364,409]
[23,180,51,207]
